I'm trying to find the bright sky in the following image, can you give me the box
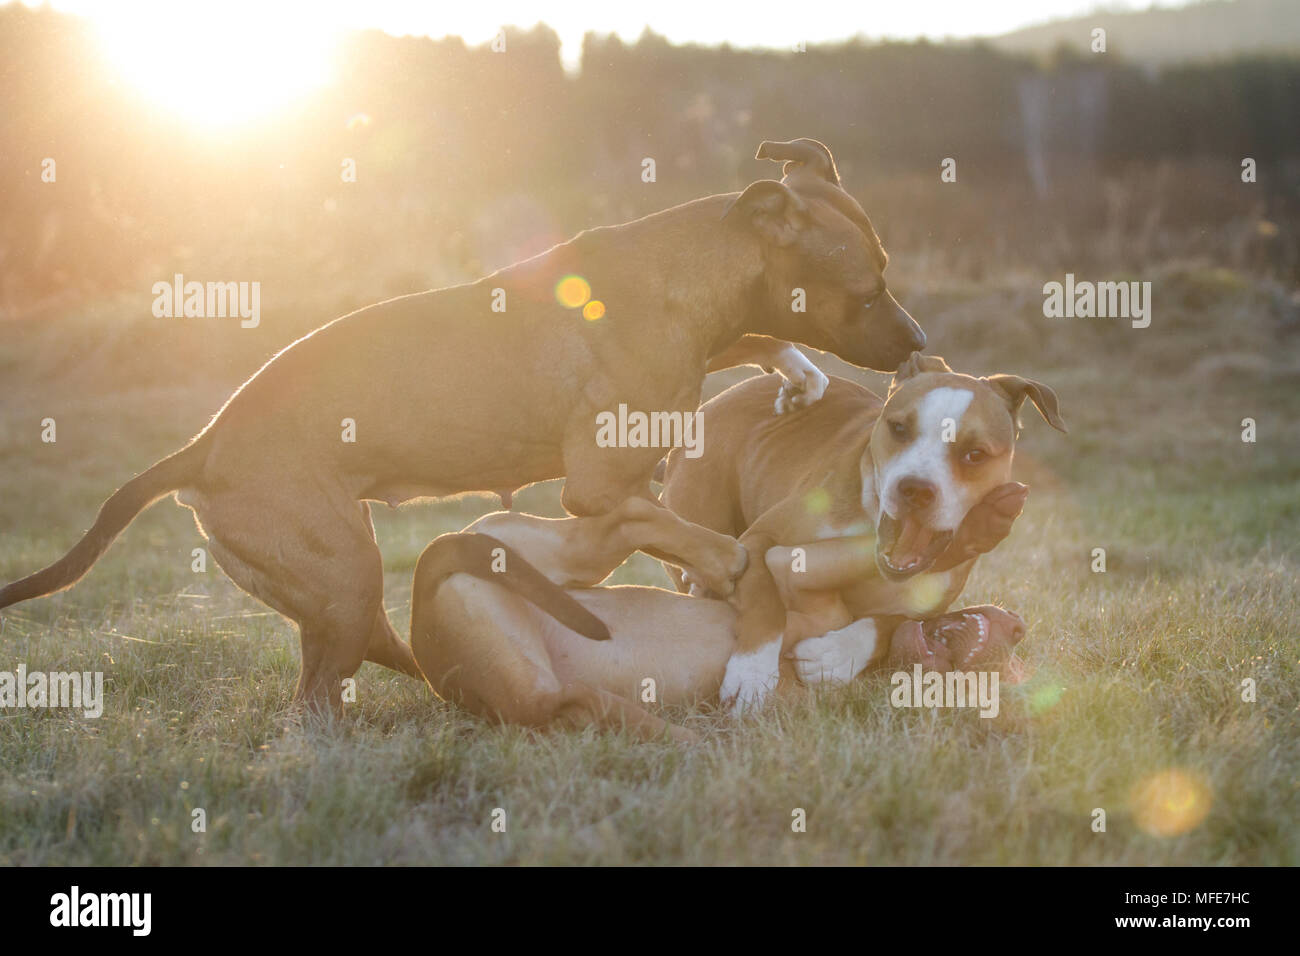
[36,0,1204,64]
[27,0,1205,125]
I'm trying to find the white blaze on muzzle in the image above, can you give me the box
[877,386,975,532]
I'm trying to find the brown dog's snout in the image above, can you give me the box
[896,304,926,352]
[860,292,926,371]
[897,476,937,511]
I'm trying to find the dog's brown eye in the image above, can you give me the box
[889,419,907,439]
[962,448,988,465]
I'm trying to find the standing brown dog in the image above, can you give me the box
[0,138,923,715]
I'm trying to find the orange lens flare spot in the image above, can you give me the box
[555,275,592,310]
[1130,769,1212,838]
[582,300,606,321]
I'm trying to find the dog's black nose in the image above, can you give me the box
[906,320,926,351]
[897,476,936,510]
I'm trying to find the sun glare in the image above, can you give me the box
[91,3,339,127]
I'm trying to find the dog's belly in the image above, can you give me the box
[358,446,567,505]
[545,588,734,706]
[840,570,963,620]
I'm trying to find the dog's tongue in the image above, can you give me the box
[890,515,934,569]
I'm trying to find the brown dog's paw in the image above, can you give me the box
[774,363,830,415]
[932,482,1029,571]
[682,540,748,598]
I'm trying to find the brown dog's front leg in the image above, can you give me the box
[718,530,788,714]
[707,334,829,415]
[707,333,788,373]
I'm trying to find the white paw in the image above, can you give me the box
[791,619,878,686]
[719,641,781,715]
[774,353,829,416]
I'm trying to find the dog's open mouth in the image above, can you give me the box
[923,612,995,669]
[875,513,953,580]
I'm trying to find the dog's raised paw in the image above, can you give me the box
[774,363,829,416]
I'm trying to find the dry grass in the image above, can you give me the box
[0,265,1296,864]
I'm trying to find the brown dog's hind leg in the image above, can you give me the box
[562,481,746,596]
[561,410,747,595]
[198,490,389,717]
[356,503,422,678]
[363,609,422,679]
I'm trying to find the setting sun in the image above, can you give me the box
[90,3,339,126]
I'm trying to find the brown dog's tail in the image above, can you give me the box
[413,532,611,642]
[0,440,208,610]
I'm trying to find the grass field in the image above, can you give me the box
[0,265,1297,865]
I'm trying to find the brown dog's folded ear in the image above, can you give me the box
[984,374,1068,434]
[721,179,809,246]
[889,352,951,392]
[756,138,841,186]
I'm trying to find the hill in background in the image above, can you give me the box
[992,0,1300,63]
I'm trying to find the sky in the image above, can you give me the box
[21,0,1211,124]
[34,0,1207,68]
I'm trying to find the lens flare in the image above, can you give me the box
[1028,681,1065,714]
[583,300,606,321]
[903,574,948,615]
[803,488,831,516]
[1130,769,1212,837]
[555,275,591,309]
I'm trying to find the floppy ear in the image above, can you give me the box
[889,352,951,393]
[721,179,808,247]
[984,374,1068,434]
[756,138,841,186]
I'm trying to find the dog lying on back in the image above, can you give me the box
[402,353,1062,739]
[403,500,1031,742]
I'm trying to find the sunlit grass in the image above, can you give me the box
[0,268,1296,864]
